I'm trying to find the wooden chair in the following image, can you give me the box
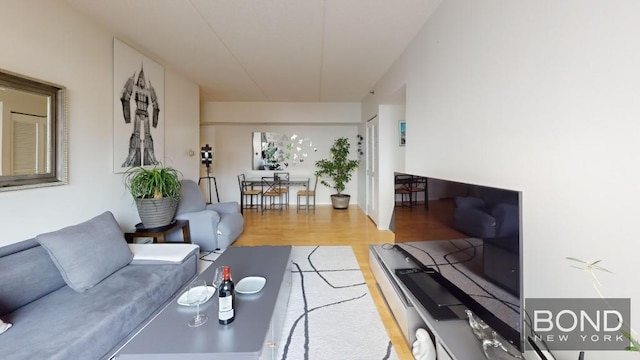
[237,174,261,214]
[297,176,318,213]
[274,172,290,208]
[261,176,284,215]
[394,174,413,209]
[410,176,427,208]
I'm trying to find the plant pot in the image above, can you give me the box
[330,194,351,210]
[136,197,178,228]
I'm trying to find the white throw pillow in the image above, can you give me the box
[0,319,12,334]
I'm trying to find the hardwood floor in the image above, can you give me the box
[234,205,413,360]
[393,199,467,243]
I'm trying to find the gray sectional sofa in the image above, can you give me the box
[0,211,198,360]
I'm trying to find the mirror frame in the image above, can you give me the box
[0,68,68,192]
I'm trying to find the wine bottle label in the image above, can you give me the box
[219,295,234,320]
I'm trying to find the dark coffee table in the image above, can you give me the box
[114,246,292,359]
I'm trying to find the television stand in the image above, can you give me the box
[370,244,513,360]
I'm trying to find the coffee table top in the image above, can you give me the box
[115,246,292,359]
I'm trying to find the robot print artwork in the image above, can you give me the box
[113,38,165,173]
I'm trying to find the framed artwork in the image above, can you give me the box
[399,120,406,146]
[113,38,165,173]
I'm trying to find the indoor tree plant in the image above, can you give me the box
[314,137,359,209]
[123,164,182,228]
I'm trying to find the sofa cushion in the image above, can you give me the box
[176,180,206,215]
[0,257,197,360]
[35,211,133,292]
[0,239,66,316]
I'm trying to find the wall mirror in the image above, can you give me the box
[252,132,289,170]
[0,69,67,192]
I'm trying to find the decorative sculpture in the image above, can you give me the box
[466,310,522,359]
[412,328,436,360]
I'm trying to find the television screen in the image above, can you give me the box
[393,174,522,351]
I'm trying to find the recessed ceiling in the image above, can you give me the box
[65,0,441,102]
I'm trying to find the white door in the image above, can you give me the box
[366,116,378,225]
[11,112,48,175]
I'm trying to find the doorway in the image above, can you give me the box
[366,116,378,225]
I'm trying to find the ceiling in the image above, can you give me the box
[65,0,440,103]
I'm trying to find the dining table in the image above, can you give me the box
[242,176,311,212]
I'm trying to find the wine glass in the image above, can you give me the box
[186,280,209,327]
[212,266,224,293]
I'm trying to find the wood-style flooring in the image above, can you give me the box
[234,204,413,359]
[393,198,467,243]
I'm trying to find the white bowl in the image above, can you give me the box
[177,286,215,306]
[236,276,266,294]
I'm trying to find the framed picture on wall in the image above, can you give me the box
[113,38,165,173]
[399,120,406,146]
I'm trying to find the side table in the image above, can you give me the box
[124,220,191,244]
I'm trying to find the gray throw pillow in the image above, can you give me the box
[36,211,133,293]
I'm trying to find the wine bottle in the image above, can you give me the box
[218,266,235,325]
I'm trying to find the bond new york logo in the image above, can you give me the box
[526,298,631,351]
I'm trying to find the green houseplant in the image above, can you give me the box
[314,137,359,209]
[123,164,182,228]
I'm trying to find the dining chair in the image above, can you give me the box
[394,174,413,209]
[410,176,428,208]
[273,172,290,208]
[261,176,284,215]
[237,174,261,214]
[296,176,318,213]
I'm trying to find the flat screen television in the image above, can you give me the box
[392,174,523,352]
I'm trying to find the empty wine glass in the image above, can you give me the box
[186,280,209,327]
[212,266,224,294]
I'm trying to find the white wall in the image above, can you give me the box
[200,102,360,204]
[377,104,405,230]
[0,0,200,245]
[366,1,640,359]
[201,102,359,124]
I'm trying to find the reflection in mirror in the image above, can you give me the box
[0,69,67,191]
[252,132,318,171]
[252,132,288,170]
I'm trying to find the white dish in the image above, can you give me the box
[177,285,215,306]
[236,276,266,294]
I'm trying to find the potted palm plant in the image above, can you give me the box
[123,164,182,228]
[314,137,359,209]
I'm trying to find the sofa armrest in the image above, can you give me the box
[174,210,222,251]
[454,196,485,209]
[206,202,240,214]
[452,207,497,238]
[128,243,199,264]
[176,210,221,225]
[492,203,519,238]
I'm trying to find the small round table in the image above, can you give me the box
[124,220,191,244]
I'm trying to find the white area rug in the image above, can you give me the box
[198,246,397,360]
[277,246,397,360]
